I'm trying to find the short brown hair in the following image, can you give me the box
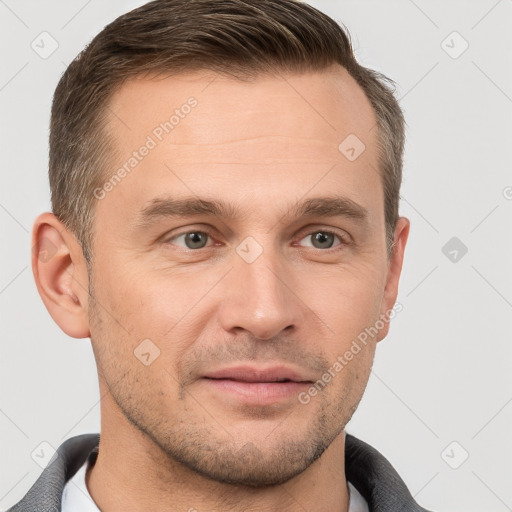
[49,0,405,263]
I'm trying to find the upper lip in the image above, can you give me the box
[202,365,313,383]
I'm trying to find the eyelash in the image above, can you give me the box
[164,228,350,252]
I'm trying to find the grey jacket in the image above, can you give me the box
[7,433,432,511]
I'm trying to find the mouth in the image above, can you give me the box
[200,365,313,404]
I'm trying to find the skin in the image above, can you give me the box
[32,64,409,511]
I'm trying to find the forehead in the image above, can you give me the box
[97,66,381,229]
[106,65,376,148]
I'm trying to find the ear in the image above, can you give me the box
[31,212,91,339]
[377,216,410,342]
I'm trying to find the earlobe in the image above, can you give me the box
[32,212,91,339]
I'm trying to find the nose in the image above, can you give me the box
[217,242,303,340]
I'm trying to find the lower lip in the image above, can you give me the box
[201,378,310,404]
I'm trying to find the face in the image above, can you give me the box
[86,65,406,486]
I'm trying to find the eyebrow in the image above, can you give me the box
[136,194,369,229]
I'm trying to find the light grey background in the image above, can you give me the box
[1,1,511,511]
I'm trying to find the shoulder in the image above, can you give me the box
[345,433,434,512]
[6,433,100,512]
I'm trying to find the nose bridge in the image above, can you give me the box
[218,236,301,340]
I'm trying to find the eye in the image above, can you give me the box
[167,231,211,249]
[297,230,346,250]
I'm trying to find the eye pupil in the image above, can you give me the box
[185,232,208,249]
[312,231,334,249]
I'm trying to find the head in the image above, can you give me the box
[33,0,409,487]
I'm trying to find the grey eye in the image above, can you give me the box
[299,231,341,249]
[173,231,210,249]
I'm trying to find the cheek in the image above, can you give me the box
[93,261,180,333]
[98,269,215,371]
[88,285,181,407]
[305,264,385,342]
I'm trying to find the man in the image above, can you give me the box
[8,0,432,510]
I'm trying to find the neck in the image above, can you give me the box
[87,391,350,512]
